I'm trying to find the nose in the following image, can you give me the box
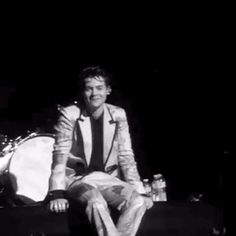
[91,88,98,96]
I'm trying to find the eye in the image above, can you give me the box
[96,86,104,90]
[85,87,92,92]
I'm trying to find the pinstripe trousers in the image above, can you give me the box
[67,172,146,236]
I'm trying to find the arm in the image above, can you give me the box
[48,107,74,212]
[117,109,153,209]
[117,109,146,194]
[49,106,74,191]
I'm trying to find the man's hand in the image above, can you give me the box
[49,198,69,213]
[142,196,154,210]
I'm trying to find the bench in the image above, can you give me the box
[0,201,222,236]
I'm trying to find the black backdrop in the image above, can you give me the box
[0,12,224,207]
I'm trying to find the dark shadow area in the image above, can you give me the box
[0,172,36,207]
[67,201,97,236]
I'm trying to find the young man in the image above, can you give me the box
[48,66,153,236]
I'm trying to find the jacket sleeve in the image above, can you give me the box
[48,107,74,191]
[117,109,146,194]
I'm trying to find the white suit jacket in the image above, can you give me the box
[48,103,145,194]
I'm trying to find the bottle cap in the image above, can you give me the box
[143,179,149,182]
[153,174,162,179]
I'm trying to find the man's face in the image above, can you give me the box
[83,76,110,111]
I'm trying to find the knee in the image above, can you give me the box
[129,192,146,208]
[69,183,108,208]
[124,191,145,208]
[68,183,94,199]
[120,191,145,211]
[76,185,107,207]
[85,191,109,213]
[87,197,108,209]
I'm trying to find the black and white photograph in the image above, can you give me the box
[0,6,229,236]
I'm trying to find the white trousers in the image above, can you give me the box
[67,172,146,236]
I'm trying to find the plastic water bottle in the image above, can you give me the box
[158,175,167,201]
[151,174,167,202]
[142,179,152,197]
[151,174,160,202]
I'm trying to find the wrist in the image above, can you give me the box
[140,193,150,198]
[47,190,67,200]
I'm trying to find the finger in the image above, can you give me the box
[57,203,62,212]
[58,203,66,212]
[63,201,70,211]
[54,203,60,213]
[65,201,69,209]
[60,202,69,212]
[145,199,153,209]
[49,201,55,212]
[53,205,58,213]
[148,201,154,209]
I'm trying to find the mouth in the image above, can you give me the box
[90,98,100,102]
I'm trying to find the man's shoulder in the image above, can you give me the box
[62,104,81,112]
[60,103,81,119]
[106,103,126,119]
[106,103,125,113]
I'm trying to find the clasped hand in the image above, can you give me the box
[49,198,69,213]
[142,196,154,209]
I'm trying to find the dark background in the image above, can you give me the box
[0,7,230,210]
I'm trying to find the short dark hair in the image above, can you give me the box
[78,66,112,90]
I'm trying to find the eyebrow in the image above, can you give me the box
[85,84,105,89]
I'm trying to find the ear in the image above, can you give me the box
[106,86,112,95]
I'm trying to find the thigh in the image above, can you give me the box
[101,183,137,210]
[67,172,115,203]
[81,172,137,209]
[67,181,104,205]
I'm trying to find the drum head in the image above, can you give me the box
[8,134,54,202]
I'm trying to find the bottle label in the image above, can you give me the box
[151,177,167,202]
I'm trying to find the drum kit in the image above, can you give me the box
[0,132,55,206]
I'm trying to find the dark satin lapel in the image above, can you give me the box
[103,105,117,166]
[77,112,92,166]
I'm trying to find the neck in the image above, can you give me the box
[88,105,104,120]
